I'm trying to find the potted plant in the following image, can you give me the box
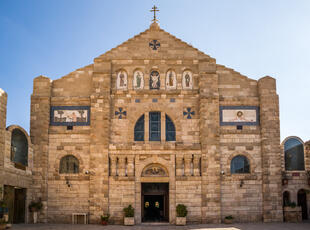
[224,215,234,224]
[28,199,43,224]
[100,214,110,225]
[176,204,187,226]
[0,218,7,230]
[0,201,8,217]
[123,204,134,226]
[283,202,302,222]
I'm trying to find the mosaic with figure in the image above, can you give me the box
[220,106,259,126]
[50,106,90,126]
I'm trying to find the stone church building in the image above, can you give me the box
[1,19,310,224]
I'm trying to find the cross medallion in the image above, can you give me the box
[149,40,160,50]
[115,107,127,119]
[183,108,195,119]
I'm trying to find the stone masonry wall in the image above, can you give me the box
[30,76,52,223]
[258,77,283,222]
[0,88,7,169]
[176,179,202,223]
[108,178,135,224]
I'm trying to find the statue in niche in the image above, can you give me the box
[119,72,125,87]
[150,71,160,89]
[166,70,176,89]
[182,71,192,89]
[134,71,144,89]
[185,73,190,87]
[169,72,173,86]
[117,71,127,89]
[136,73,141,88]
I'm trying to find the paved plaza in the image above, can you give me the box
[10,222,310,230]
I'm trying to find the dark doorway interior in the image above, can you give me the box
[298,189,308,220]
[3,185,26,223]
[142,183,169,222]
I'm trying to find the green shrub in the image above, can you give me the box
[176,204,187,217]
[28,199,43,212]
[123,205,134,217]
[289,202,296,208]
[101,214,110,222]
[225,215,234,220]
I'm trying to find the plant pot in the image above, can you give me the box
[3,214,8,222]
[101,220,108,225]
[176,217,186,226]
[124,217,134,226]
[224,218,233,224]
[33,211,38,224]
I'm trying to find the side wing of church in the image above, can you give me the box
[0,20,307,225]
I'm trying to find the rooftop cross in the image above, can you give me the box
[150,5,159,22]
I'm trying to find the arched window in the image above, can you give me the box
[59,155,79,174]
[11,129,28,166]
[231,155,250,174]
[166,115,175,141]
[134,115,145,141]
[283,191,290,207]
[149,112,161,141]
[284,137,305,171]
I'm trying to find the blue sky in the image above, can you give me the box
[0,0,309,142]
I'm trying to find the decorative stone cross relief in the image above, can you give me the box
[183,108,195,119]
[149,40,160,50]
[115,107,127,119]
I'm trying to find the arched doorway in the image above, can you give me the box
[141,164,169,223]
[297,189,308,220]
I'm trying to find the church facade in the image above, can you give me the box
[1,20,310,225]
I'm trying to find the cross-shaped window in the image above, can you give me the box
[149,40,160,50]
[115,108,127,119]
[183,108,195,119]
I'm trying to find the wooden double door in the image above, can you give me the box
[141,183,169,222]
[3,185,26,223]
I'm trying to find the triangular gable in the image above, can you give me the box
[96,23,213,61]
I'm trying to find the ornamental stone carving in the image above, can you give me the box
[142,164,167,177]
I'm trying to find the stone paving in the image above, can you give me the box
[10,222,310,230]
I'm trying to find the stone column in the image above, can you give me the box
[127,156,134,177]
[175,155,183,176]
[30,76,52,223]
[193,155,201,176]
[184,155,192,176]
[0,88,7,168]
[199,61,221,223]
[118,156,126,177]
[110,156,117,176]
[258,76,283,222]
[145,112,149,141]
[89,60,111,223]
[161,112,165,141]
